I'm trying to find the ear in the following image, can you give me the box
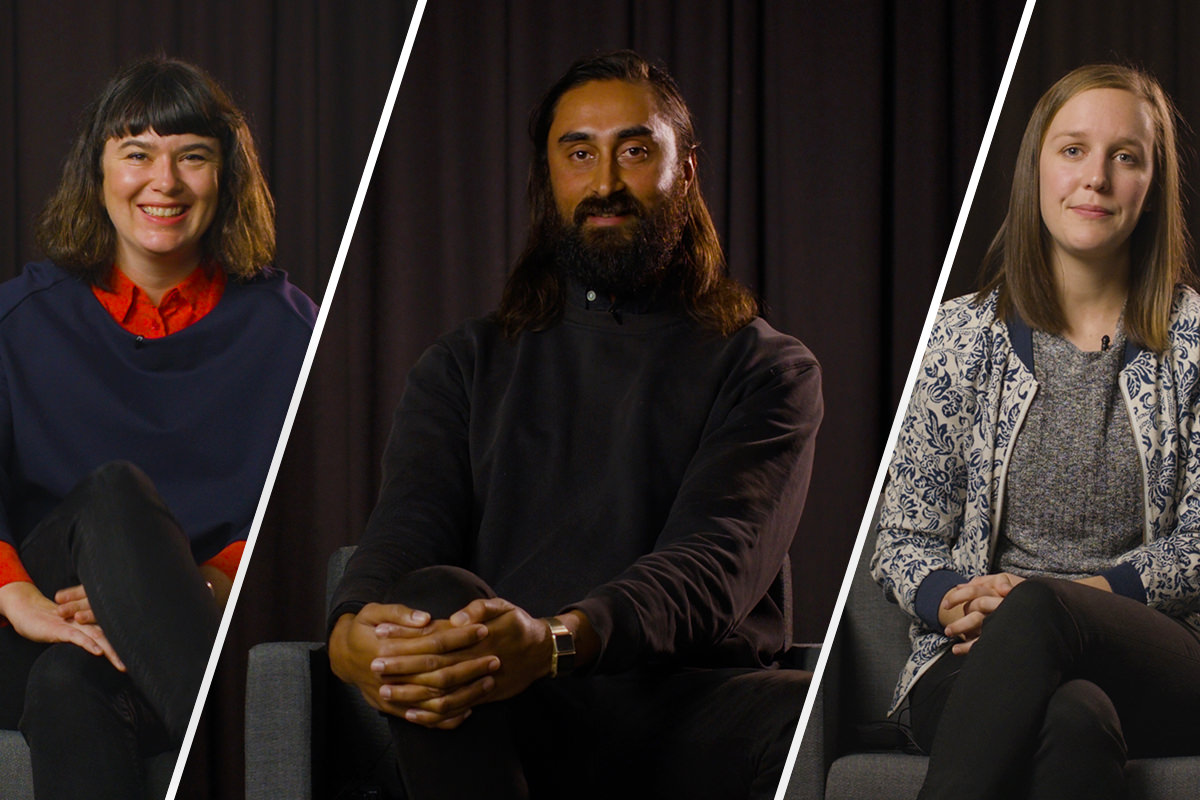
[680,147,697,190]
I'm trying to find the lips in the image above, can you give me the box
[1070,204,1113,219]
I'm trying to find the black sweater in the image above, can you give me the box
[331,294,821,672]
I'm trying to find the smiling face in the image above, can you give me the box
[101,130,221,280]
[1038,87,1156,273]
[547,79,693,236]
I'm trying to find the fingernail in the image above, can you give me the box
[411,610,430,625]
[380,685,391,699]
[481,676,495,692]
[405,709,418,721]
[371,659,385,672]
[489,657,500,672]
[450,612,469,626]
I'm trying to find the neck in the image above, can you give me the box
[1052,249,1129,351]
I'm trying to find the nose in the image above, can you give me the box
[589,150,625,198]
[1084,155,1110,192]
[151,156,182,193]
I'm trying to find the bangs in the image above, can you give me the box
[95,62,228,144]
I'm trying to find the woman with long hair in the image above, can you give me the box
[873,63,1200,799]
[0,56,315,797]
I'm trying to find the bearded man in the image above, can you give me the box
[328,51,822,800]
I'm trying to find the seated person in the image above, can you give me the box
[0,57,316,798]
[328,50,822,800]
[874,64,1200,800]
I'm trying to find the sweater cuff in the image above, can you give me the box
[1100,563,1146,604]
[0,542,33,590]
[201,540,245,584]
[915,568,968,631]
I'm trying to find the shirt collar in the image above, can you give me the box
[95,262,224,319]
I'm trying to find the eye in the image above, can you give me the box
[566,148,592,162]
[1114,152,1137,165]
[181,153,210,164]
[124,151,149,162]
[1062,145,1083,158]
[621,144,649,160]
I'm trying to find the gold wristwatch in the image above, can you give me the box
[546,616,576,678]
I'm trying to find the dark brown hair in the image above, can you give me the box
[36,56,275,283]
[976,63,1189,351]
[496,50,757,337]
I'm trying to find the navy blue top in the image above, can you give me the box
[0,261,316,562]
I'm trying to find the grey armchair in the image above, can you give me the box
[787,500,1200,800]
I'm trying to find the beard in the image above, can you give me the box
[549,180,689,298]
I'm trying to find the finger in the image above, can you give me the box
[358,602,432,629]
[56,598,93,620]
[376,655,500,689]
[450,597,515,626]
[429,710,472,730]
[375,623,487,658]
[942,583,989,609]
[54,585,87,605]
[72,609,98,625]
[944,611,985,640]
[966,596,1003,616]
[80,625,126,673]
[398,675,497,723]
[951,638,978,656]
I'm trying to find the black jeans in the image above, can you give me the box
[910,577,1200,800]
[375,565,809,800]
[0,462,219,799]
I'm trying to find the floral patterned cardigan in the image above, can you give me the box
[871,287,1200,714]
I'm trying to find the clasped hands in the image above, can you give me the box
[940,572,1113,654]
[939,573,1025,655]
[329,597,553,730]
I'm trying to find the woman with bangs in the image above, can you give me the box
[873,64,1200,799]
[0,57,315,797]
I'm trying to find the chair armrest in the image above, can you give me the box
[245,641,326,800]
[786,633,843,799]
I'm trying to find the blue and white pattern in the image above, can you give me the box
[872,288,1200,714]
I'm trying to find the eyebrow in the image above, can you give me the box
[556,124,656,144]
[1049,131,1148,149]
[116,138,218,154]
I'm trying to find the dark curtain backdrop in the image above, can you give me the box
[947,0,1200,299]
[0,1,414,299]
[0,1,416,798]
[190,2,1026,798]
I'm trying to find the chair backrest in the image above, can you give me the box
[839,497,914,726]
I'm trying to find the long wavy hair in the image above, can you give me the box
[976,63,1189,351]
[496,50,757,338]
[36,56,275,284]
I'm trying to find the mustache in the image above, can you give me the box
[571,191,647,225]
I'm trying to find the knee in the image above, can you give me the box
[1041,680,1126,758]
[982,578,1070,639]
[21,645,123,730]
[384,565,494,618]
[83,461,158,505]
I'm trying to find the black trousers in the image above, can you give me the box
[909,577,1200,800]
[377,565,809,800]
[0,462,219,800]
